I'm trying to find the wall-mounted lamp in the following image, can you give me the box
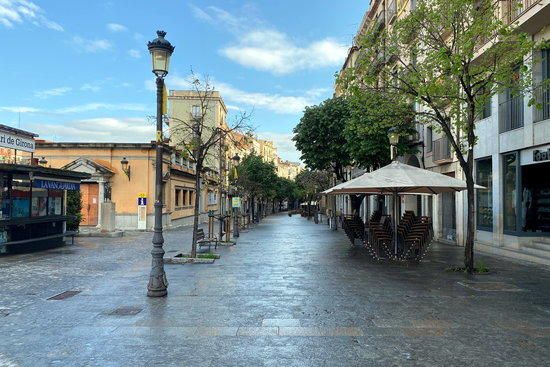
[120,157,131,180]
[39,157,48,167]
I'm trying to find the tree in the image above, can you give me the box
[236,154,278,222]
[66,190,82,231]
[295,170,332,218]
[169,74,252,258]
[340,0,535,272]
[345,88,416,169]
[274,177,300,211]
[293,97,351,181]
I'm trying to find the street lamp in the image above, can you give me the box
[120,157,131,180]
[387,127,400,161]
[231,154,241,238]
[147,30,174,298]
[38,157,48,167]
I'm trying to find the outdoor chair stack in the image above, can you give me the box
[342,215,365,246]
[397,212,433,260]
[367,214,393,258]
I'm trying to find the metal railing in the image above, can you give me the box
[507,0,540,23]
[387,0,397,23]
[433,137,452,162]
[499,94,524,132]
[533,83,550,123]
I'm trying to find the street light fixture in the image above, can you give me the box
[147,30,174,298]
[231,154,240,238]
[120,157,131,180]
[38,157,48,167]
[387,127,400,161]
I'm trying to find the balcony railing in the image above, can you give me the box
[433,137,452,163]
[533,83,550,123]
[387,0,397,23]
[499,94,524,132]
[507,0,540,23]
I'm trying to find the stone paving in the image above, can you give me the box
[1,214,550,366]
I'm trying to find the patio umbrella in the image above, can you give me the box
[325,161,484,256]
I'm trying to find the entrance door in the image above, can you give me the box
[81,183,99,226]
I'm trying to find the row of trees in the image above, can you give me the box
[294,0,543,272]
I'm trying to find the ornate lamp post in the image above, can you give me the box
[147,30,174,298]
[387,127,400,255]
[231,154,241,238]
[387,127,400,161]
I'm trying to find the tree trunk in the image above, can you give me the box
[464,166,476,273]
[251,196,255,223]
[191,167,202,258]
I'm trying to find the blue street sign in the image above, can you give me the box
[137,197,147,206]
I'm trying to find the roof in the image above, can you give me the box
[36,142,157,149]
[0,124,38,138]
[0,163,91,180]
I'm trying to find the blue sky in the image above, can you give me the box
[0,0,367,161]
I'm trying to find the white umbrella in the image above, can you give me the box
[324,161,484,256]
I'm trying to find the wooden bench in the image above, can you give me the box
[196,228,218,251]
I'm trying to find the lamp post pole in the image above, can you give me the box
[147,31,174,298]
[387,127,400,257]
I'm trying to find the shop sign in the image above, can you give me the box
[0,130,35,152]
[33,179,79,191]
[533,148,550,162]
[232,197,241,208]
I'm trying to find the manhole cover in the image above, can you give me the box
[458,281,523,292]
[48,290,81,300]
[107,306,143,316]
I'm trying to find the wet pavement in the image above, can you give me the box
[1,214,550,366]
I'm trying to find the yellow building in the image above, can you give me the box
[34,142,219,231]
[276,158,303,180]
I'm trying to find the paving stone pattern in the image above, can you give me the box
[1,214,550,366]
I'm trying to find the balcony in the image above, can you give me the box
[375,10,386,31]
[499,94,524,132]
[387,0,397,23]
[433,137,452,163]
[533,83,550,123]
[507,0,541,23]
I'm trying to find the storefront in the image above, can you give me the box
[0,164,90,253]
[501,145,550,235]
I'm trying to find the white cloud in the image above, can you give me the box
[188,3,213,22]
[221,30,347,75]
[106,22,127,32]
[226,105,242,111]
[0,0,63,31]
[0,106,41,113]
[80,83,101,92]
[72,36,112,53]
[26,117,155,143]
[55,103,148,114]
[128,49,141,58]
[257,131,300,162]
[163,75,324,115]
[34,87,72,99]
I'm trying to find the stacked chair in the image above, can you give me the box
[396,211,434,261]
[367,212,393,258]
[342,215,366,246]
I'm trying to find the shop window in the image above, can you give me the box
[503,153,518,231]
[48,190,63,216]
[31,188,48,217]
[0,174,10,220]
[521,161,550,233]
[12,176,30,218]
[476,158,493,230]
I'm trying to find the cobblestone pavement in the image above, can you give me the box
[1,214,550,366]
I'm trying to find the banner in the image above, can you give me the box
[33,179,80,191]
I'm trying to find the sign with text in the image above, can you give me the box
[0,130,35,152]
[33,179,80,191]
[231,197,241,208]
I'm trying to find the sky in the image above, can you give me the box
[0,0,367,162]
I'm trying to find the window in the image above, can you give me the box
[426,127,433,153]
[476,88,492,121]
[499,65,524,132]
[476,158,493,230]
[503,153,518,231]
[534,48,550,122]
[0,174,10,220]
[208,190,217,205]
[191,105,201,118]
[48,190,63,216]
[175,188,182,207]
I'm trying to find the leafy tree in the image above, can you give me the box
[66,190,82,231]
[169,73,252,258]
[295,170,332,217]
[236,154,278,221]
[293,97,351,181]
[340,0,535,272]
[274,177,300,210]
[345,89,416,169]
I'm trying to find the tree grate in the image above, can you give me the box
[47,290,81,300]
